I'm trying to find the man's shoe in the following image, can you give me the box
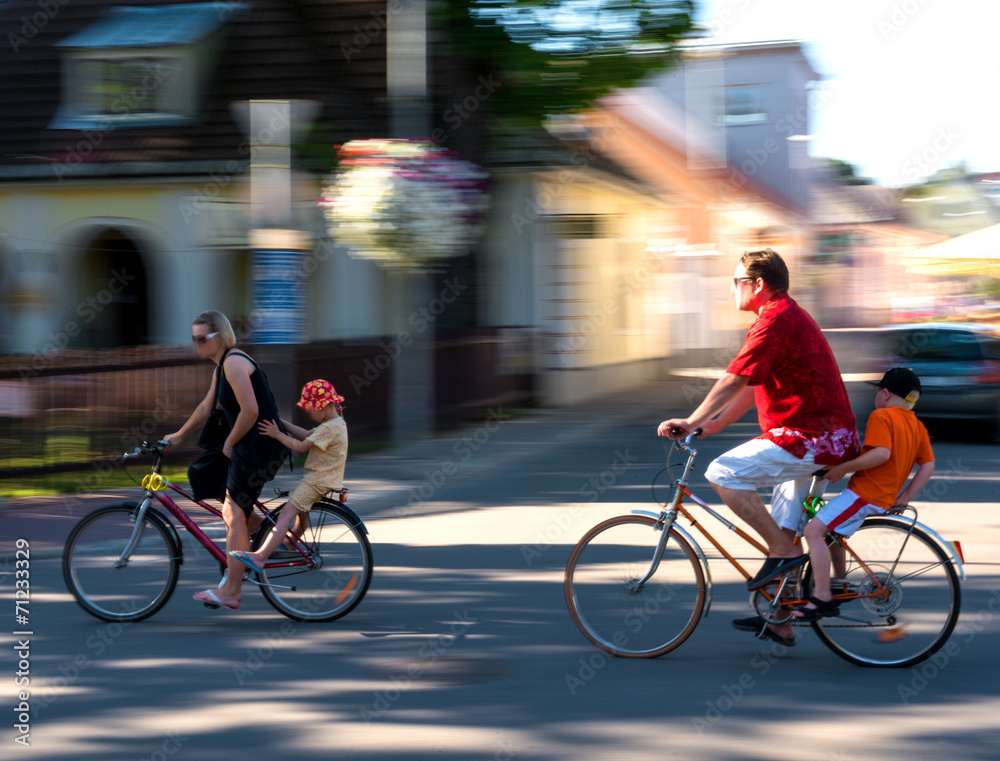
[746,554,809,591]
[731,615,796,647]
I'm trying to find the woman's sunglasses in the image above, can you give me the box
[192,332,219,345]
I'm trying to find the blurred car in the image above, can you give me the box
[863,322,1000,434]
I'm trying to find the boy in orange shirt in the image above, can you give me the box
[794,367,935,621]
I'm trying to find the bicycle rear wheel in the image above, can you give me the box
[257,503,373,622]
[564,514,706,658]
[810,517,961,668]
[62,504,180,622]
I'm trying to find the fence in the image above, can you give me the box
[0,331,534,482]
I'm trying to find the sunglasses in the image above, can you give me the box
[732,277,756,288]
[192,332,219,345]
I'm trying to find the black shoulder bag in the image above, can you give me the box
[188,351,232,502]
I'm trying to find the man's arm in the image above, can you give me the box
[658,373,750,438]
[895,460,935,507]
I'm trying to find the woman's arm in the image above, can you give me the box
[222,355,259,457]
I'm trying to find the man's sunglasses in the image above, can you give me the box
[732,277,756,288]
[192,332,219,344]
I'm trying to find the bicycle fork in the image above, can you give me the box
[116,495,157,568]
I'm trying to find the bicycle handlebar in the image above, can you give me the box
[670,429,702,450]
[123,440,171,459]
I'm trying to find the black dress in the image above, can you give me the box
[215,350,288,513]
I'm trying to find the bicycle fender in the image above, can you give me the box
[122,500,185,565]
[324,501,369,535]
[877,514,966,582]
[631,510,713,620]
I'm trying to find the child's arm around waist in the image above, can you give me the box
[258,418,315,454]
[824,446,890,484]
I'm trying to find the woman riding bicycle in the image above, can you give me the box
[163,310,287,611]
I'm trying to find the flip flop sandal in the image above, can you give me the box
[793,596,840,622]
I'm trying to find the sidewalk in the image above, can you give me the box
[0,377,695,558]
[271,376,694,518]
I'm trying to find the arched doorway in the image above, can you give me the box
[76,229,149,348]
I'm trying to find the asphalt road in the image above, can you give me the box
[3,416,1000,761]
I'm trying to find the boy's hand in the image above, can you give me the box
[824,464,850,483]
[258,419,280,439]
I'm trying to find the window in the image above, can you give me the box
[73,55,188,120]
[716,85,768,125]
[52,3,245,128]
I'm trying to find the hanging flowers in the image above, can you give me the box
[318,139,489,270]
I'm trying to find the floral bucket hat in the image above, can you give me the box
[296,379,345,411]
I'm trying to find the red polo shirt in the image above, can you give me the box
[727,292,860,465]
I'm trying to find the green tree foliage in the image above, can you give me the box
[828,158,873,186]
[436,0,696,127]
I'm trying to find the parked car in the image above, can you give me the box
[862,322,1000,435]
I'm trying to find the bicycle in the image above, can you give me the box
[62,440,373,623]
[564,431,965,667]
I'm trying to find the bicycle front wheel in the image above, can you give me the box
[564,515,707,658]
[62,504,180,622]
[257,503,373,622]
[811,517,961,668]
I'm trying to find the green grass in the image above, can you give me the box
[0,465,192,498]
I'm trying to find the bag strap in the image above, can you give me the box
[212,347,232,409]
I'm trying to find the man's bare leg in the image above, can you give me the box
[713,483,800,639]
[711,484,801,557]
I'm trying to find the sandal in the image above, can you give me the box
[793,596,839,622]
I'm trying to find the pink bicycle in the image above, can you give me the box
[62,440,372,622]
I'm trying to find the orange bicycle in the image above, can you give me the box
[564,431,964,667]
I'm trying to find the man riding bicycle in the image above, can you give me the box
[658,248,860,645]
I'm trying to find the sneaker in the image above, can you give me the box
[746,554,809,591]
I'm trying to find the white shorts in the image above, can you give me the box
[704,438,828,531]
[813,489,885,537]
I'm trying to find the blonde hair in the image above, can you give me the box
[193,310,236,349]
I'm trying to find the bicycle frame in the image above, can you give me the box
[632,433,965,620]
[119,442,340,579]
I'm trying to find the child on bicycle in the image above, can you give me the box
[794,367,935,621]
[229,379,348,574]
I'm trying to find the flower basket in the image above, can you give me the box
[319,139,489,270]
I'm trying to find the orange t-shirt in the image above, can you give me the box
[848,406,934,509]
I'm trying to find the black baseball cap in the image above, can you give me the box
[868,367,921,404]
